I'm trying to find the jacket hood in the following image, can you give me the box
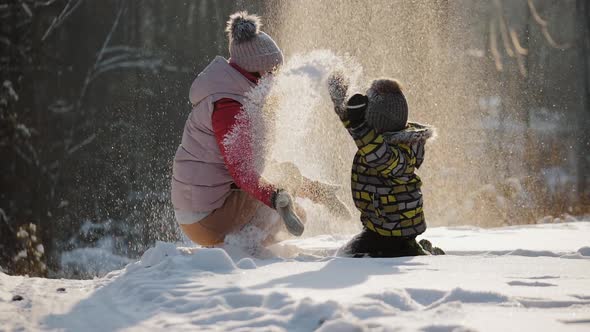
[383,122,436,144]
[189,56,256,105]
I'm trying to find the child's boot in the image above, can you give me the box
[431,247,445,255]
[419,239,445,255]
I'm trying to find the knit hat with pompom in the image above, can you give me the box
[226,11,283,73]
[365,79,409,133]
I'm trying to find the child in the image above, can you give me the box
[328,73,444,257]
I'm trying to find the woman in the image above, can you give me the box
[171,11,347,247]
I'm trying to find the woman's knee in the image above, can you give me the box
[179,223,224,246]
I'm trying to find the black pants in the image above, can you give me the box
[340,227,427,258]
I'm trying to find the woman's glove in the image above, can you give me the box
[345,93,369,127]
[274,190,305,236]
[268,161,351,220]
[300,180,352,220]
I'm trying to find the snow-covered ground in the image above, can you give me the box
[2,222,590,332]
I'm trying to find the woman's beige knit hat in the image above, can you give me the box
[226,11,283,73]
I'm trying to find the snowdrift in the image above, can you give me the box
[2,222,590,331]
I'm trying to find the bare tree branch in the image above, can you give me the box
[489,0,571,76]
[528,0,548,27]
[540,26,571,49]
[514,48,528,77]
[511,26,528,77]
[20,1,33,17]
[98,47,147,67]
[34,0,60,7]
[90,59,163,81]
[41,0,84,41]
[494,0,515,57]
[48,100,74,114]
[0,208,14,234]
[13,145,34,165]
[76,0,126,110]
[67,133,96,155]
[527,0,571,49]
[490,19,503,72]
[510,28,529,56]
[103,45,140,54]
[24,141,39,166]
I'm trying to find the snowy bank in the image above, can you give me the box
[2,222,590,331]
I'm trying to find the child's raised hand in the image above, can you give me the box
[328,71,350,107]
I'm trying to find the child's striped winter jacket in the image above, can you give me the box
[342,118,434,237]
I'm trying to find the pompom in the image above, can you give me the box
[226,11,261,43]
[369,78,403,95]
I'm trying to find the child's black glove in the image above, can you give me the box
[345,93,369,127]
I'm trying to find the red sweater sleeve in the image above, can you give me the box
[212,98,277,208]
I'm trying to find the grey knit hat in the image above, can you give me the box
[226,11,283,73]
[366,79,408,133]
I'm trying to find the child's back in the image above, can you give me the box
[350,121,432,237]
[328,75,440,257]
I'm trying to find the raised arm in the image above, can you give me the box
[327,73,409,178]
